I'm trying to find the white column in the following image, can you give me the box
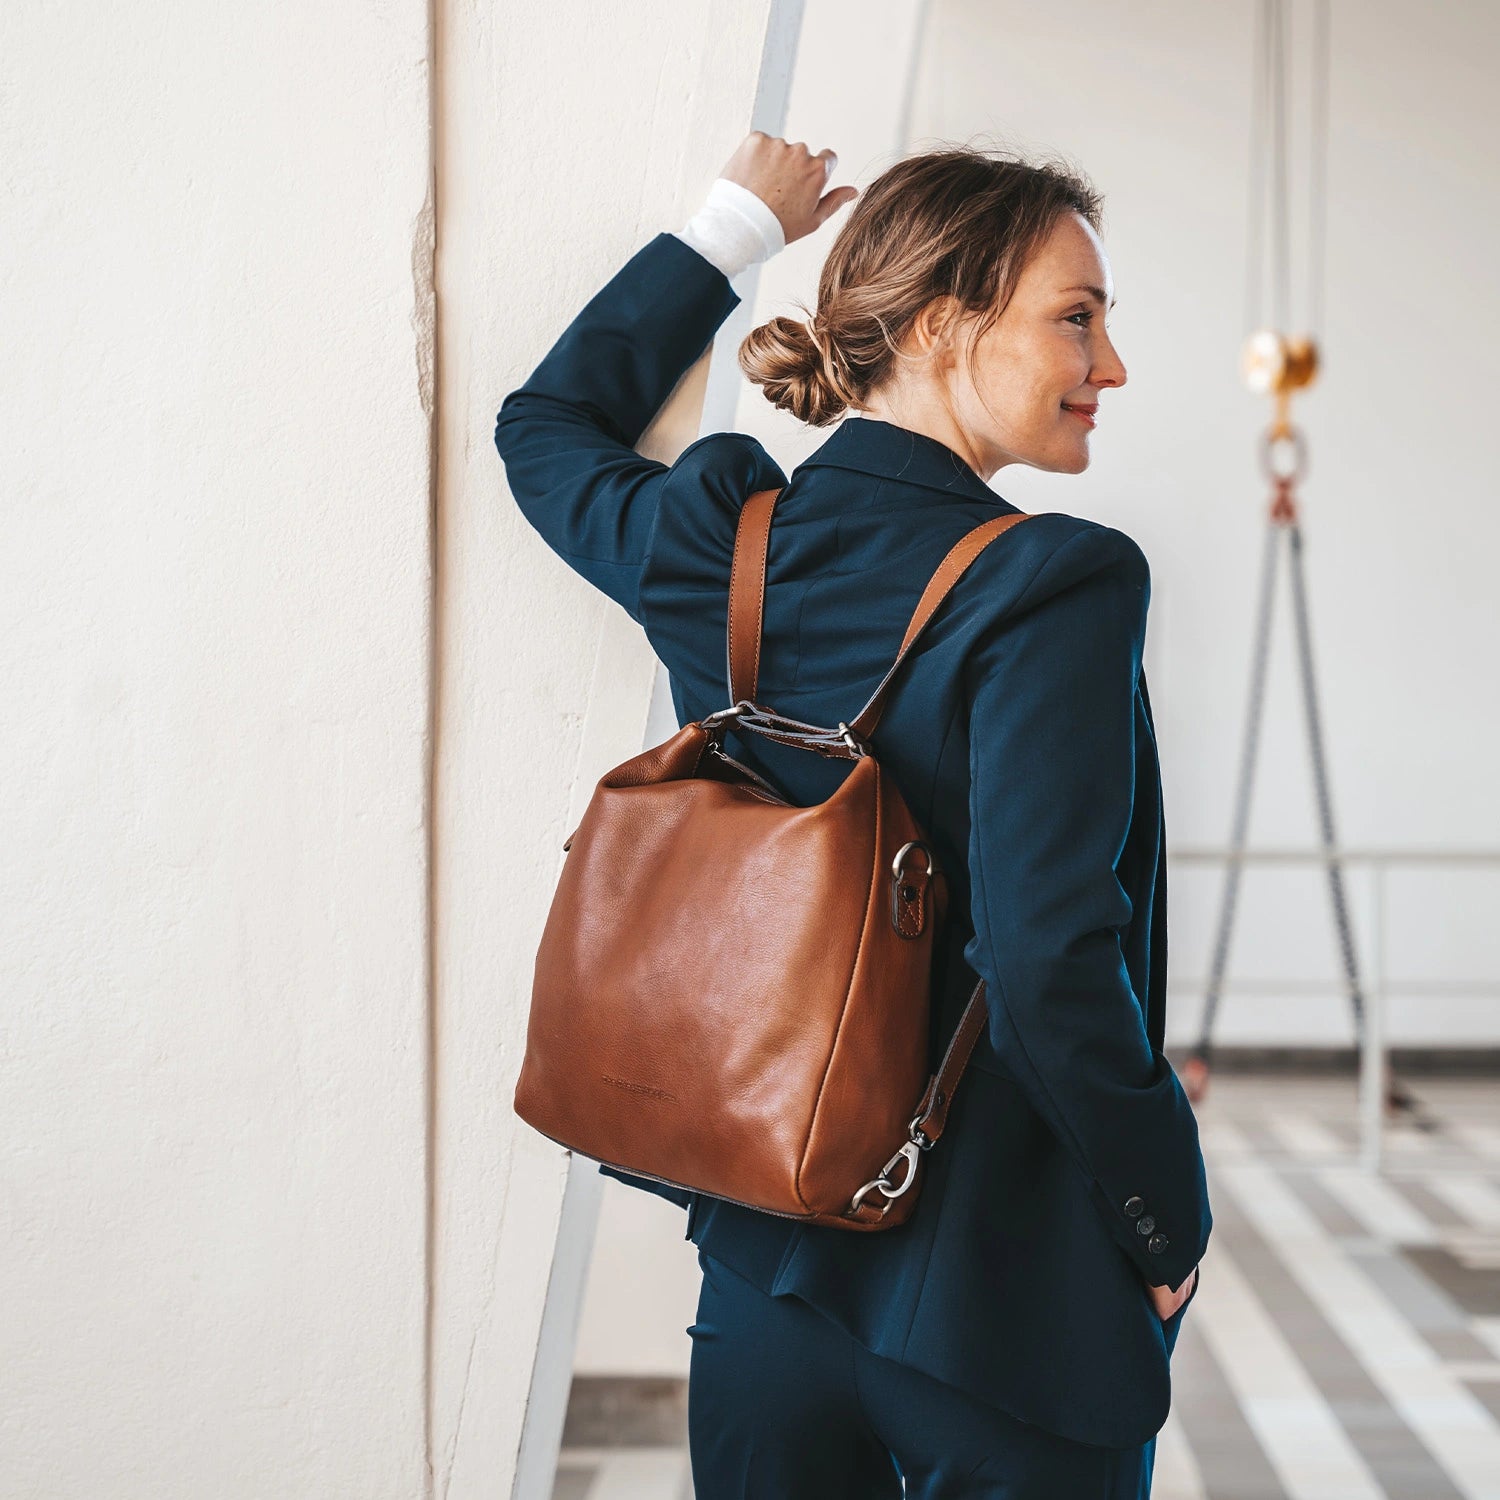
[430,4,803,1494]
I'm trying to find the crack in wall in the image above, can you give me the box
[411,181,437,423]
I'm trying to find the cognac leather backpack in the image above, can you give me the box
[514,486,1033,1230]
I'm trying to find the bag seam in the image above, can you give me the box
[794,762,884,1212]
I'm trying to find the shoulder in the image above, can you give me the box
[967,510,1150,622]
[650,430,789,567]
[951,512,1151,685]
[667,429,788,498]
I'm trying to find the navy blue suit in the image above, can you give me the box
[496,230,1211,1452]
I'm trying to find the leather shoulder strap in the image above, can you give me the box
[725,487,781,704]
[847,510,1033,739]
[724,486,1034,729]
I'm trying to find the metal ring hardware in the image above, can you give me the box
[891,840,935,881]
[890,840,936,938]
[698,700,754,729]
[1259,423,1308,485]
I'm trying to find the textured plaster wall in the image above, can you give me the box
[3,0,790,1488]
[2,2,435,1496]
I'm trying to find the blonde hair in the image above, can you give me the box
[739,141,1103,426]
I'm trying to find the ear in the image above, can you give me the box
[908,294,954,356]
[913,294,973,372]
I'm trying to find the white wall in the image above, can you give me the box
[4,0,796,1487]
[2,2,434,1495]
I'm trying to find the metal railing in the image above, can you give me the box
[1166,847,1500,1171]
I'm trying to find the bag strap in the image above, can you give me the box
[840,970,992,1223]
[723,486,1034,758]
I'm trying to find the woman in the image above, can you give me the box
[496,132,1210,1499]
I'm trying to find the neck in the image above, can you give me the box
[853,393,998,482]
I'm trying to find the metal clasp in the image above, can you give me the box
[699,700,753,730]
[836,721,869,758]
[848,1138,923,1214]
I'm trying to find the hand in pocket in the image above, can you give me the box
[1147,1264,1198,1321]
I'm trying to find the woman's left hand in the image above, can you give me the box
[1147,1264,1199,1321]
[718,131,859,246]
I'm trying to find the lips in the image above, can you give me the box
[1061,402,1098,427]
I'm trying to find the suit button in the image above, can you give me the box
[1123,1195,1145,1217]
[1136,1214,1156,1235]
[1147,1232,1169,1254]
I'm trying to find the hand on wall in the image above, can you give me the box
[718,131,859,246]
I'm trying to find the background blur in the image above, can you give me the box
[4,1,1496,1497]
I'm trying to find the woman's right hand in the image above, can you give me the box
[1147,1264,1198,1320]
[716,131,859,247]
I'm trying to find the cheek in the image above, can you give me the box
[963,335,1086,432]
[973,336,1079,407]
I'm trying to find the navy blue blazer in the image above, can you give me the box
[496,230,1212,1448]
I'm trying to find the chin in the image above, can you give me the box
[1013,438,1092,476]
[1036,449,1091,476]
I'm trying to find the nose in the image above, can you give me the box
[1094,332,1127,390]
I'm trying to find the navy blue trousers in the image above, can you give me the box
[687,1249,1156,1499]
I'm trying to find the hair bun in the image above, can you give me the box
[737,314,851,427]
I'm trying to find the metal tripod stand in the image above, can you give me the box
[1178,445,1414,1116]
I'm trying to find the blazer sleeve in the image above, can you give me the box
[493,231,745,625]
[962,523,1211,1294]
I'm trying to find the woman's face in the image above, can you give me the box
[958,211,1127,477]
[869,211,1128,481]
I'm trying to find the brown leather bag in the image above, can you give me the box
[514,487,1033,1229]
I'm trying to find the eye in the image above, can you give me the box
[1065,309,1094,327]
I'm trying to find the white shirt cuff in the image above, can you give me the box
[673,176,787,281]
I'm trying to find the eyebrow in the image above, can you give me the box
[1062,284,1117,310]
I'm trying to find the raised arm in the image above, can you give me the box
[494,134,856,623]
[493,230,743,623]
[962,522,1211,1297]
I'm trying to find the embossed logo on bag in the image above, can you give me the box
[602,1074,678,1103]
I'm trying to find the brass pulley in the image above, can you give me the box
[1241,329,1319,439]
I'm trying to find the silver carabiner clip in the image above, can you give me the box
[848,1138,922,1214]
